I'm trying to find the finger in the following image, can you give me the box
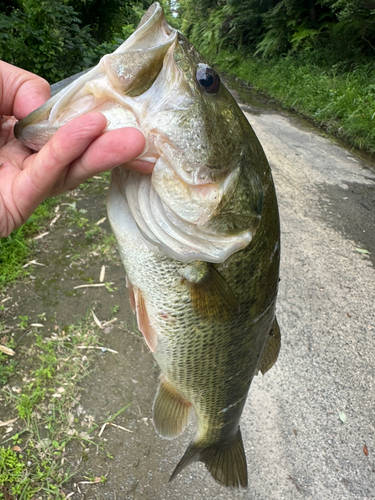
[0,61,50,118]
[14,112,107,217]
[60,127,146,190]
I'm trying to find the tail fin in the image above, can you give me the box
[169,428,248,488]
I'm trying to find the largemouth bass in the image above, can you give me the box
[14,3,280,488]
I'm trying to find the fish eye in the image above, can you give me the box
[196,65,220,94]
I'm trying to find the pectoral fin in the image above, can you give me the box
[179,262,239,321]
[128,280,157,353]
[126,275,136,314]
[153,376,192,438]
[259,318,281,375]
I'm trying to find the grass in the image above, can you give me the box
[0,317,106,499]
[0,324,17,386]
[0,172,125,498]
[211,49,375,155]
[0,198,58,288]
[0,171,114,291]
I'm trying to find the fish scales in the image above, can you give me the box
[14,2,281,488]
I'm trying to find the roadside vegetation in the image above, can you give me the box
[0,174,133,498]
[0,173,113,289]
[0,318,103,499]
[176,0,375,155]
[0,0,153,83]
[0,199,58,287]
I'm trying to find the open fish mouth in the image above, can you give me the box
[14,1,264,263]
[14,3,177,150]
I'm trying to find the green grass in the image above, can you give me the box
[0,318,105,499]
[0,171,113,291]
[212,49,375,155]
[0,327,17,386]
[0,198,58,288]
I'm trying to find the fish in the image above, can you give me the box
[14,2,281,488]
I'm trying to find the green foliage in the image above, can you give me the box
[0,448,26,498]
[0,0,94,82]
[0,198,57,289]
[68,0,152,43]
[179,0,375,61]
[0,0,151,82]
[214,49,375,154]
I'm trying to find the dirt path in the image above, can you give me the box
[2,95,375,499]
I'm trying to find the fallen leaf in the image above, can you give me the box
[50,213,61,226]
[12,446,22,452]
[0,345,15,356]
[339,411,347,423]
[355,248,371,255]
[92,311,102,329]
[33,232,49,240]
[23,259,46,268]
[94,477,102,483]
[74,283,113,290]
[99,265,106,283]
[0,418,18,427]
[363,444,369,456]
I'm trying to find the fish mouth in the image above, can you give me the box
[14,2,177,150]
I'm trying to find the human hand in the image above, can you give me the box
[0,61,150,238]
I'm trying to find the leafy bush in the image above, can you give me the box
[0,0,95,82]
[214,49,375,154]
[0,0,152,82]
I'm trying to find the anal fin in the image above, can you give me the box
[259,317,281,375]
[153,376,192,438]
[170,428,247,488]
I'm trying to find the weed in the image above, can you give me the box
[111,304,119,315]
[0,198,58,289]
[18,315,29,330]
[0,334,17,386]
[104,282,116,293]
[0,448,26,497]
[0,318,107,498]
